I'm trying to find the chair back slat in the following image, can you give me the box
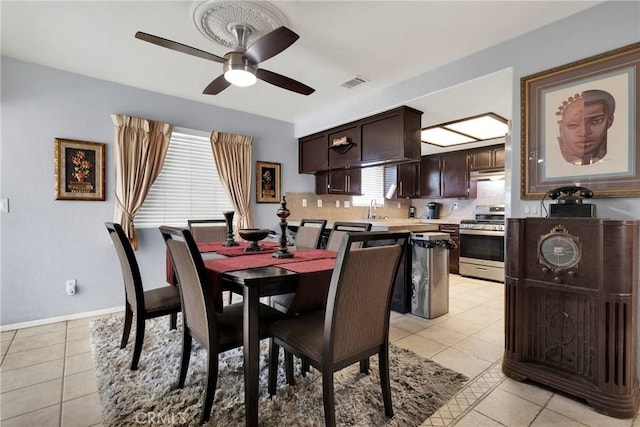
[324,232,406,363]
[188,219,227,243]
[105,222,143,310]
[295,226,324,249]
[161,227,217,346]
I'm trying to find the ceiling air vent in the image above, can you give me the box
[339,76,368,89]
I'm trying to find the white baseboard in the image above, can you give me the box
[1,306,125,331]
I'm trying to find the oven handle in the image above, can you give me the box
[459,229,505,237]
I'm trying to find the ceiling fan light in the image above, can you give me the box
[224,69,257,87]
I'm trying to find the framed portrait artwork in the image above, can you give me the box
[521,42,640,199]
[256,161,281,203]
[54,138,106,201]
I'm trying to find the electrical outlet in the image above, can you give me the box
[452,203,459,210]
[66,279,76,295]
[302,199,307,207]
[317,199,322,208]
[335,200,340,208]
[344,201,350,208]
[397,202,401,209]
[0,198,8,213]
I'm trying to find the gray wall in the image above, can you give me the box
[2,1,639,326]
[0,58,313,325]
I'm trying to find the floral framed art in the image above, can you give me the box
[521,42,640,199]
[54,138,105,201]
[256,161,281,203]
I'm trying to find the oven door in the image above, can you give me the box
[459,229,505,282]
[459,229,504,266]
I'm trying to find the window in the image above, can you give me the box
[352,166,385,206]
[135,128,234,228]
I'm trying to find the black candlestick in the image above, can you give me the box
[273,196,293,258]
[222,210,239,247]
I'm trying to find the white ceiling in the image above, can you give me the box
[1,0,600,147]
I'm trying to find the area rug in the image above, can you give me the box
[90,316,468,426]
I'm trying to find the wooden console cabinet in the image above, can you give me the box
[504,218,639,418]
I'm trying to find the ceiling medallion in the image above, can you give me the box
[192,1,288,49]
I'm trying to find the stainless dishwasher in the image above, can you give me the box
[409,232,454,319]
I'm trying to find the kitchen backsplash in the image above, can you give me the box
[284,193,412,221]
[284,179,505,223]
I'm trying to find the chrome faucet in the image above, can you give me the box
[368,199,377,219]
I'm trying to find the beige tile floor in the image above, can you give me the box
[1,274,637,426]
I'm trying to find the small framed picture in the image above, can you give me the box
[54,138,106,201]
[256,161,281,203]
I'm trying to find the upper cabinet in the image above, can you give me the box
[440,151,471,198]
[419,151,475,199]
[419,155,442,198]
[298,105,423,173]
[469,144,505,171]
[360,107,423,166]
[328,124,361,169]
[298,132,328,173]
[384,162,420,198]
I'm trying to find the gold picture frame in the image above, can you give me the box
[521,42,640,199]
[256,161,281,203]
[54,138,106,201]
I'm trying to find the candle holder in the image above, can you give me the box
[273,196,293,259]
[222,210,239,247]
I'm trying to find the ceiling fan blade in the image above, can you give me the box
[203,75,231,95]
[256,69,315,95]
[243,27,299,64]
[135,31,225,64]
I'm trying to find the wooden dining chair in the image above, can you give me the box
[160,226,286,425]
[188,218,234,304]
[294,218,327,249]
[271,219,328,313]
[105,222,181,370]
[325,221,372,252]
[187,219,228,243]
[267,231,409,427]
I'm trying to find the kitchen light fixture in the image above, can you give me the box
[421,113,508,147]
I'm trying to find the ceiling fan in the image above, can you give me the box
[135,24,314,96]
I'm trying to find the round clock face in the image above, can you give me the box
[538,231,581,270]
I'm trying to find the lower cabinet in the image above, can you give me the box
[438,223,459,274]
[315,169,362,195]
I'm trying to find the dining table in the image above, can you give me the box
[166,240,337,426]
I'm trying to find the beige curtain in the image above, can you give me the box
[210,131,254,233]
[111,114,173,250]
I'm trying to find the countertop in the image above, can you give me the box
[288,218,460,232]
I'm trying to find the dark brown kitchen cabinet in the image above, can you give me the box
[328,124,361,169]
[360,106,422,166]
[384,162,420,198]
[438,223,459,274]
[315,169,362,195]
[299,132,328,173]
[470,144,505,171]
[419,155,442,198]
[441,151,472,198]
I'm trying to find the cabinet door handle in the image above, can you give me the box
[399,181,403,195]
[347,175,351,192]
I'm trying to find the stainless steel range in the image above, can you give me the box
[459,205,505,282]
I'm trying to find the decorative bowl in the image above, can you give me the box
[239,228,271,252]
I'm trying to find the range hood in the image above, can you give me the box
[470,170,505,181]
